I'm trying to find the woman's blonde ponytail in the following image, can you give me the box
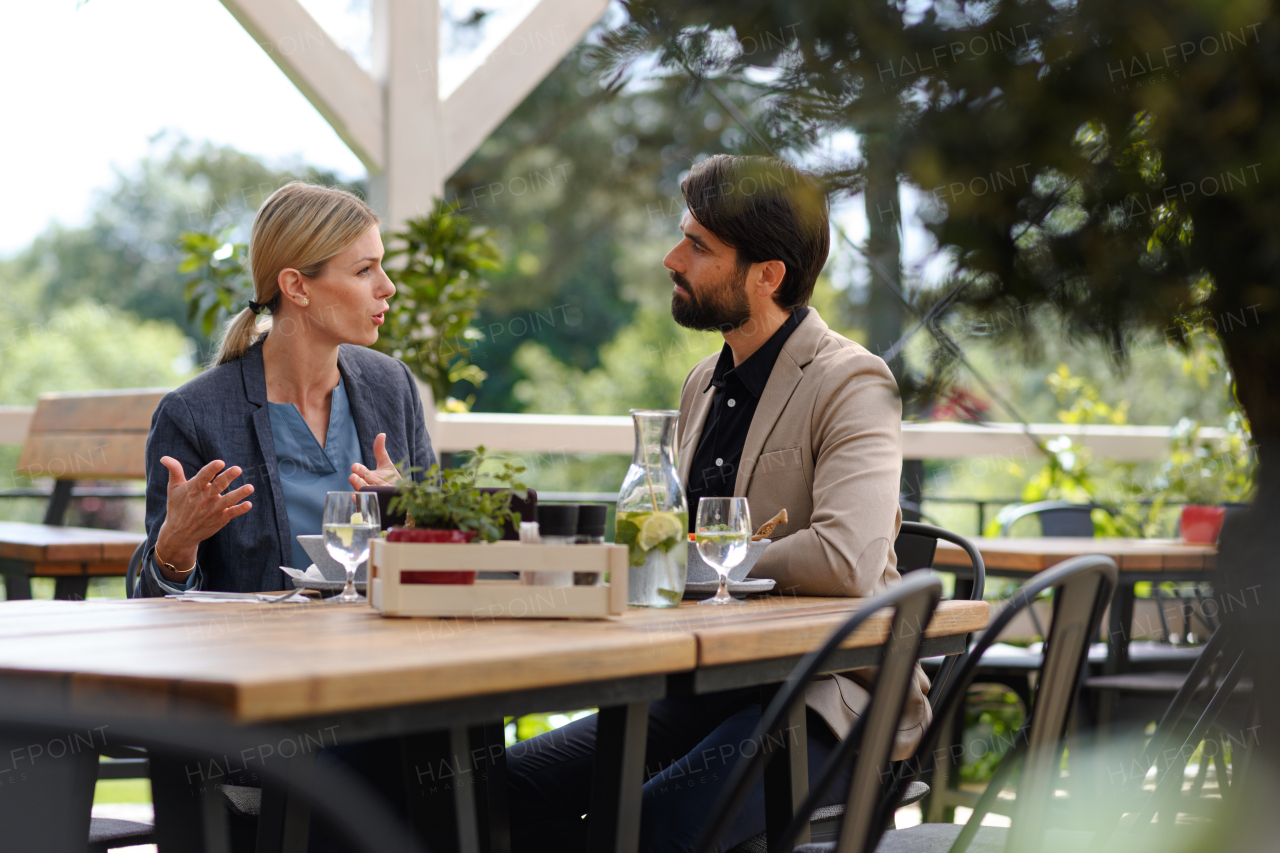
[214,307,265,367]
[213,182,379,366]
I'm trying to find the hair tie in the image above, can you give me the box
[248,301,264,315]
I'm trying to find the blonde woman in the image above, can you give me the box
[138,182,435,596]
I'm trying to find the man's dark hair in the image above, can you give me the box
[680,155,830,311]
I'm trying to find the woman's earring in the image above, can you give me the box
[300,296,310,307]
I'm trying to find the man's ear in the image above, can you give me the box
[752,260,787,299]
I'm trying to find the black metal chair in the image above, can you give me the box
[893,522,985,707]
[701,571,942,850]
[770,554,1118,853]
[1083,622,1253,829]
[698,573,944,853]
[997,500,1109,538]
[88,817,155,852]
[727,525,988,851]
[124,540,146,599]
[0,703,425,853]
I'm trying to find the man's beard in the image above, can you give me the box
[669,266,752,332]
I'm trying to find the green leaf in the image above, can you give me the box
[614,519,639,545]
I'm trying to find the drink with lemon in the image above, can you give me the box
[614,510,688,606]
[616,410,689,607]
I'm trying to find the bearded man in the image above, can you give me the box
[506,155,926,853]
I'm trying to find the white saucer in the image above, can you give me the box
[682,578,776,600]
[291,577,368,596]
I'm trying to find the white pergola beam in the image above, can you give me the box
[371,0,443,227]
[442,0,611,177]
[225,0,608,228]
[220,0,385,172]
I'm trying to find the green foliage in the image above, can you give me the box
[512,303,719,415]
[1161,412,1255,506]
[444,41,753,412]
[595,1,1280,447]
[0,299,195,410]
[374,202,502,410]
[176,230,251,338]
[988,338,1255,536]
[960,685,1026,784]
[389,448,528,542]
[23,133,350,359]
[505,710,597,745]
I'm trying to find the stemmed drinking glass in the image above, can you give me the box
[695,497,751,606]
[323,491,380,603]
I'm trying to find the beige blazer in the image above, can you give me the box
[677,309,930,760]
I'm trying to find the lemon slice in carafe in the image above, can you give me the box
[638,512,683,551]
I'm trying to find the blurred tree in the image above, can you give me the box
[444,42,759,411]
[22,133,353,361]
[598,2,1280,834]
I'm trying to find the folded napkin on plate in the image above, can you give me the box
[279,564,327,582]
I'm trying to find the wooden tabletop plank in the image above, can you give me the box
[933,537,1216,573]
[694,600,989,667]
[0,595,988,723]
[0,522,145,563]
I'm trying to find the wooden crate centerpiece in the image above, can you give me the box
[370,540,628,618]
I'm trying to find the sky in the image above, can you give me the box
[0,0,539,256]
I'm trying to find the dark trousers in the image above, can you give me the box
[507,688,852,853]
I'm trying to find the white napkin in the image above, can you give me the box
[279,564,327,581]
[165,590,308,603]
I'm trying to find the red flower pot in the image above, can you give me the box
[1180,505,1226,544]
[386,528,477,584]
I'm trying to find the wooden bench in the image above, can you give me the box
[1,390,164,599]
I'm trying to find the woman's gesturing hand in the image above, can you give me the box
[154,457,254,578]
[349,432,401,490]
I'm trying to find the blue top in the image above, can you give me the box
[267,378,363,573]
[139,340,435,598]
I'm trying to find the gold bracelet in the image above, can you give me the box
[155,544,195,576]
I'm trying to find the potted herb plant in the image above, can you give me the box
[388,448,528,583]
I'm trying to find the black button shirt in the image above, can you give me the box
[685,308,809,531]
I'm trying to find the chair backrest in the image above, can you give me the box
[882,554,1118,853]
[0,704,424,853]
[998,500,1102,537]
[894,522,985,602]
[693,573,944,853]
[894,522,987,707]
[1107,623,1248,832]
[16,390,165,481]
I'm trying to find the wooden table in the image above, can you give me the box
[933,537,1216,579]
[0,594,988,853]
[0,520,144,600]
[933,537,1216,677]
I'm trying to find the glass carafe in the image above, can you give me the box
[615,409,688,607]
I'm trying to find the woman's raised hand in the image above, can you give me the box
[154,457,254,577]
[350,432,400,490]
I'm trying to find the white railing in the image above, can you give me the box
[424,411,1210,461]
[1,403,1216,462]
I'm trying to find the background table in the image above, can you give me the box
[933,537,1216,579]
[933,537,1216,675]
[0,594,988,853]
[0,520,144,600]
